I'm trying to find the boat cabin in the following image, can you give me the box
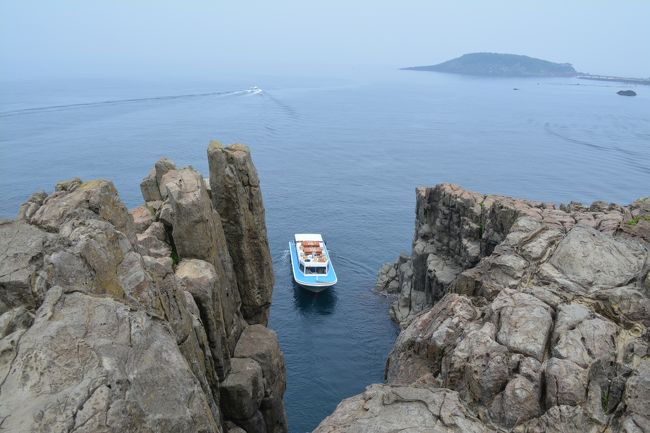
[294,234,329,275]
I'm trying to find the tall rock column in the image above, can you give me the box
[207,141,274,325]
[158,167,246,367]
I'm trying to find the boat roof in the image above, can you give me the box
[294,233,323,242]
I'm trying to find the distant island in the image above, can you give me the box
[403,52,577,77]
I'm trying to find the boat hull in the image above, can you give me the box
[294,281,333,293]
[289,241,337,291]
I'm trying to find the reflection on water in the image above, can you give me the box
[292,284,338,315]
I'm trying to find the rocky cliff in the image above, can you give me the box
[0,142,286,433]
[315,184,650,433]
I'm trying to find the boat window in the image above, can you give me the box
[306,267,326,275]
[299,264,304,272]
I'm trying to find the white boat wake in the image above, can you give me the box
[278,249,291,264]
[0,88,259,117]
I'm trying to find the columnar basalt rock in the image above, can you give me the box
[0,142,286,433]
[317,184,650,433]
[207,141,274,325]
[140,157,176,202]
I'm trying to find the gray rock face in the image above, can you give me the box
[320,184,650,433]
[208,141,274,325]
[492,290,553,362]
[0,143,286,433]
[0,221,52,313]
[160,167,243,330]
[234,325,288,433]
[130,205,154,233]
[140,157,177,202]
[1,289,221,433]
[29,179,134,239]
[313,384,497,433]
[136,222,171,258]
[220,358,265,421]
[161,168,229,267]
[547,225,645,290]
[177,258,245,377]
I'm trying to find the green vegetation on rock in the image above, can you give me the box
[626,215,650,225]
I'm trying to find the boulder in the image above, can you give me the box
[30,179,134,239]
[130,205,154,233]
[545,357,589,407]
[141,167,161,201]
[140,157,177,202]
[492,290,553,362]
[386,294,479,384]
[220,357,264,420]
[235,325,286,399]
[488,372,541,427]
[444,322,510,405]
[176,258,247,378]
[136,222,171,258]
[0,221,51,313]
[374,261,399,293]
[16,191,47,221]
[235,325,288,433]
[547,225,645,291]
[54,177,82,192]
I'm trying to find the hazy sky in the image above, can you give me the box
[1,0,649,80]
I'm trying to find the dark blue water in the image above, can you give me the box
[1,71,649,432]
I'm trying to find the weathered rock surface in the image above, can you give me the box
[221,358,265,421]
[140,157,176,202]
[208,141,274,325]
[235,325,288,433]
[313,384,497,433]
[3,289,221,433]
[0,143,286,433]
[130,205,154,233]
[317,184,650,433]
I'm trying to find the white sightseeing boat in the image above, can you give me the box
[289,234,337,292]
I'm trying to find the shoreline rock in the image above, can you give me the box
[318,184,650,433]
[0,142,286,433]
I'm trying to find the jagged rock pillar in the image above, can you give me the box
[207,141,274,325]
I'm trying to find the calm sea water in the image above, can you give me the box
[1,70,648,432]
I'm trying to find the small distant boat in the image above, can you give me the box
[248,86,263,95]
[289,234,337,292]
